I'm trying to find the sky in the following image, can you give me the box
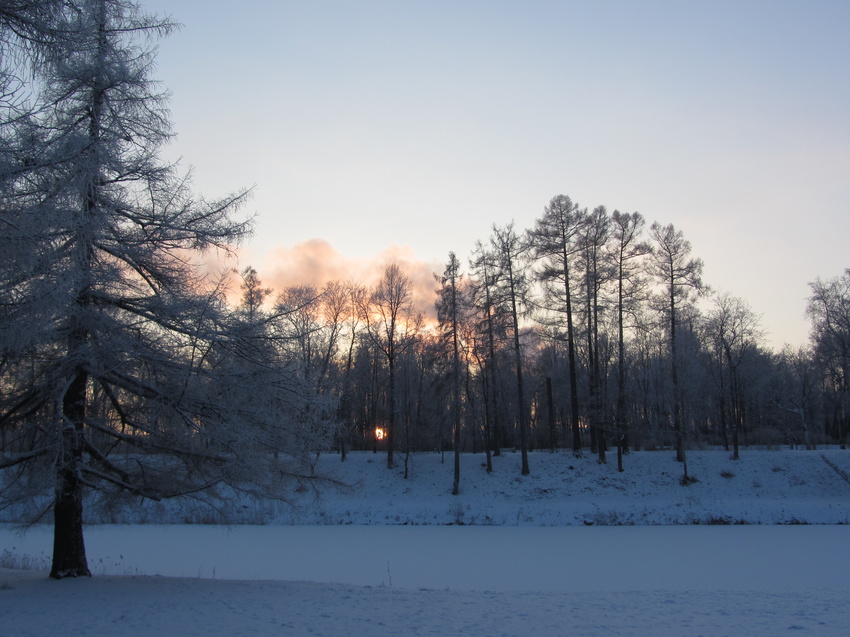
[141,0,850,349]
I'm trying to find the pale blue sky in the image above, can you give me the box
[144,0,849,348]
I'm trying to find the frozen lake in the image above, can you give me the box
[3,523,848,592]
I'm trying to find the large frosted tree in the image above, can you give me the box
[0,0,316,579]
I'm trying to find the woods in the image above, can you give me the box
[238,210,847,475]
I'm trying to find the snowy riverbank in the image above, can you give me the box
[2,449,849,635]
[18,448,846,527]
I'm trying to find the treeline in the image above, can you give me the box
[239,198,849,482]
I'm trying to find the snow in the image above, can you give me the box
[2,449,849,635]
[17,448,843,527]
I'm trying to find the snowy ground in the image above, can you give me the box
[5,448,843,527]
[2,449,849,635]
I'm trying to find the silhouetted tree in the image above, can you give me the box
[490,223,531,475]
[361,264,421,469]
[649,222,705,482]
[610,209,651,470]
[529,195,585,454]
[807,270,850,445]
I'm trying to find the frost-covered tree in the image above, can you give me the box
[772,345,817,448]
[529,195,585,454]
[361,263,421,470]
[649,222,705,481]
[490,222,531,475]
[807,270,850,444]
[705,292,763,459]
[469,241,506,466]
[609,209,651,470]
[579,205,611,462]
[436,252,464,494]
[0,0,319,579]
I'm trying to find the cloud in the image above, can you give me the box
[252,239,442,317]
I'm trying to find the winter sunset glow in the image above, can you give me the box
[144,0,848,351]
[2,5,848,631]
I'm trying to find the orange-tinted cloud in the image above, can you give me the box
[253,239,442,317]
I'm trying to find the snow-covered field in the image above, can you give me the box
[2,449,849,635]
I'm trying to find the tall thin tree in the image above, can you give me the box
[490,223,530,475]
[361,263,420,470]
[610,210,651,470]
[529,195,585,454]
[649,222,705,482]
[437,252,464,494]
[580,206,611,463]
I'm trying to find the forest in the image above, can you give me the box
[1,0,848,580]
[235,208,850,480]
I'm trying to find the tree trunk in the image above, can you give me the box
[671,287,685,464]
[387,356,395,469]
[562,249,581,455]
[546,377,556,452]
[51,369,90,579]
[617,439,624,472]
[615,256,627,471]
[508,270,529,476]
[484,276,502,458]
[731,368,741,460]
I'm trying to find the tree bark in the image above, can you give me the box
[51,369,91,579]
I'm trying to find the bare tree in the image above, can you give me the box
[773,345,817,449]
[807,270,850,445]
[649,222,705,482]
[361,264,421,470]
[239,266,272,323]
[610,210,651,470]
[490,222,531,475]
[276,285,322,384]
[317,280,347,388]
[529,195,585,455]
[469,241,504,467]
[335,281,367,460]
[437,252,464,494]
[580,205,611,463]
[705,292,764,459]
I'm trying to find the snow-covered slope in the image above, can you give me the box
[34,448,849,526]
[275,448,850,526]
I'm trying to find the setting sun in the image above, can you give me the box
[374,427,386,441]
